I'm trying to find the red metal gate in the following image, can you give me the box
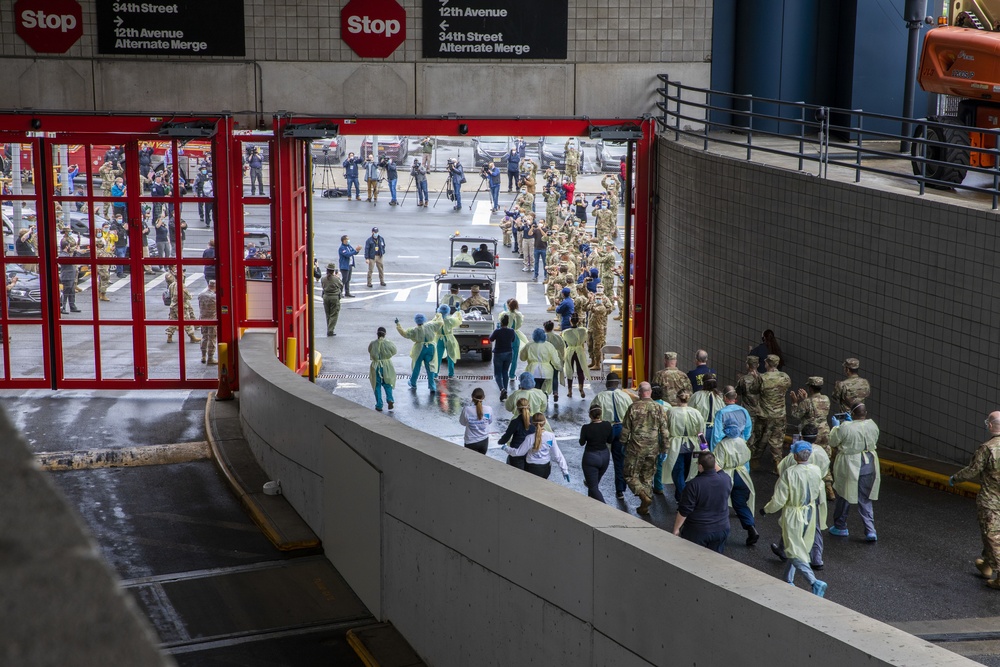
[0,113,655,390]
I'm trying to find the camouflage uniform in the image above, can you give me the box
[791,389,833,495]
[832,374,871,411]
[953,435,1000,577]
[573,285,591,326]
[622,398,670,504]
[593,207,617,240]
[165,273,199,342]
[736,357,763,455]
[198,287,218,364]
[601,174,619,197]
[652,367,692,407]
[753,365,791,469]
[587,294,612,368]
[564,140,580,182]
[545,191,559,225]
[95,240,112,301]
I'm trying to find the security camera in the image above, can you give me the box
[458,124,469,135]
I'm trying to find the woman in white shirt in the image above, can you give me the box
[459,387,494,454]
[501,413,570,482]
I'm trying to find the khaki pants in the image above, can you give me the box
[367,179,379,200]
[366,256,384,286]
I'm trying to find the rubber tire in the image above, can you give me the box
[481,349,493,363]
[911,117,970,190]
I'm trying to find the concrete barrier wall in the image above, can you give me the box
[654,138,1000,464]
[238,329,975,667]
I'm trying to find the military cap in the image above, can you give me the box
[326,262,336,270]
[664,352,678,361]
[766,354,781,366]
[746,355,759,366]
[844,358,860,370]
[470,285,480,292]
[807,376,824,387]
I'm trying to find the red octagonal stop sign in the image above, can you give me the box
[14,0,83,54]
[342,0,406,59]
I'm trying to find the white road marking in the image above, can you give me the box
[394,288,411,302]
[183,273,204,286]
[471,201,491,225]
[516,282,527,304]
[144,273,168,291]
[398,255,419,259]
[106,276,132,293]
[426,283,436,302]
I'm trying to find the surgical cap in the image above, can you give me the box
[518,372,535,390]
[414,314,426,325]
[437,304,450,316]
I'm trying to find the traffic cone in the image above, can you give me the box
[216,342,234,401]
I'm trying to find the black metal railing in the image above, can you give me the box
[656,74,1000,209]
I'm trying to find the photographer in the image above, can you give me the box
[448,157,465,210]
[379,156,399,206]
[411,159,428,207]
[246,146,264,196]
[342,152,363,200]
[483,161,501,212]
[58,250,82,314]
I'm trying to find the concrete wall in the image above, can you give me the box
[237,329,976,667]
[653,138,1000,464]
[0,1,710,119]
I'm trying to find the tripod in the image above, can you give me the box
[316,151,338,191]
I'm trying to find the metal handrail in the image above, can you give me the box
[657,75,1000,209]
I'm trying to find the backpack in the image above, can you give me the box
[162,289,171,306]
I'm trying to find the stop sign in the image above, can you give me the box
[14,0,83,54]
[342,0,406,59]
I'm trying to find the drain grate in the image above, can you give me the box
[317,373,608,381]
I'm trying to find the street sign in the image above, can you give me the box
[14,0,83,54]
[422,0,568,59]
[341,0,406,59]
[95,0,245,56]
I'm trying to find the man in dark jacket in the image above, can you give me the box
[342,152,363,200]
[505,148,520,192]
[364,227,386,288]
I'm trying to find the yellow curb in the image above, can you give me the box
[346,628,380,667]
[36,441,209,471]
[879,459,980,499]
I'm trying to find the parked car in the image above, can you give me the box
[537,137,589,172]
[311,138,346,163]
[5,263,42,317]
[595,139,629,172]
[472,137,512,167]
[359,136,408,161]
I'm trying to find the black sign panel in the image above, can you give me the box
[96,0,245,57]
[423,0,567,59]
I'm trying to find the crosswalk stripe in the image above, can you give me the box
[425,283,436,302]
[394,287,411,302]
[516,282,527,304]
[472,201,491,225]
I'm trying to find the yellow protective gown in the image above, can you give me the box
[504,387,550,429]
[368,338,397,390]
[505,308,528,346]
[714,436,755,514]
[778,448,829,531]
[520,341,561,380]
[395,320,443,375]
[829,419,881,504]
[561,326,588,377]
[659,405,705,488]
[764,463,823,562]
[434,311,463,364]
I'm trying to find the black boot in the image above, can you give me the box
[770,543,787,562]
[746,526,760,546]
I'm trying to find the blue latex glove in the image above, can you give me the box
[843,412,853,422]
[949,475,957,487]
[657,452,667,463]
[830,415,840,428]
[563,473,571,483]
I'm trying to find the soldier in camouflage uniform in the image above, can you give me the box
[94,237,112,302]
[791,376,834,499]
[543,162,561,192]
[951,412,1000,588]
[652,352,693,407]
[198,280,218,364]
[587,285,613,369]
[573,283,591,326]
[601,174,619,197]
[564,139,580,182]
[736,355,764,462]
[622,382,670,515]
[545,189,560,226]
[831,357,871,411]
[592,200,617,240]
[165,270,201,343]
[752,354,791,472]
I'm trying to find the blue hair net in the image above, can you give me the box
[561,287,571,296]
[532,327,547,343]
[790,441,813,456]
[414,313,426,325]
[723,423,741,439]
[437,304,450,316]
[518,371,535,390]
